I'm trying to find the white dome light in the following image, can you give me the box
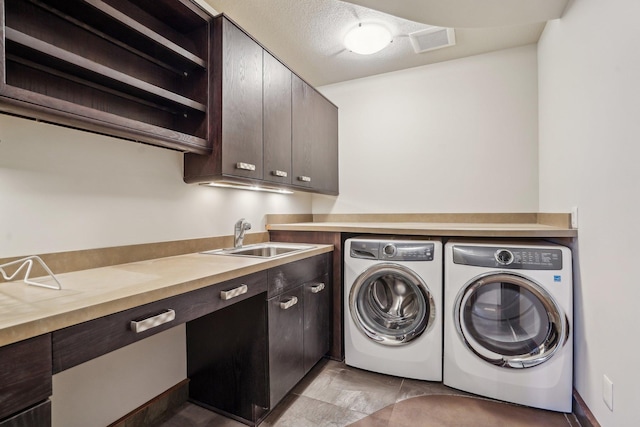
[344,23,392,55]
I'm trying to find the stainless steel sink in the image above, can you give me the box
[201,243,313,258]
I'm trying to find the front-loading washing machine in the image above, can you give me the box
[444,241,573,412]
[344,237,442,381]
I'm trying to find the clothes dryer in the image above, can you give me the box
[344,237,442,381]
[444,241,573,412]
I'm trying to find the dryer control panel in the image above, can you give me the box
[452,246,563,270]
[350,240,434,261]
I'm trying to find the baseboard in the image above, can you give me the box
[573,388,600,427]
[107,379,189,427]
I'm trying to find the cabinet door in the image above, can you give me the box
[291,75,314,189]
[292,75,339,194]
[303,275,331,373]
[221,18,263,179]
[0,335,51,421]
[0,400,50,427]
[314,98,339,195]
[268,286,304,409]
[263,52,292,185]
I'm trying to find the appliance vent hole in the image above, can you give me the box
[409,27,456,54]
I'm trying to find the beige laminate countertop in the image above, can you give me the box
[267,222,577,238]
[0,244,333,347]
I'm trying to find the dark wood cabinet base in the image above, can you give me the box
[269,231,344,360]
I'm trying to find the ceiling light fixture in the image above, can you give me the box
[344,23,392,55]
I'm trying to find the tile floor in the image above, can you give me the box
[158,359,581,427]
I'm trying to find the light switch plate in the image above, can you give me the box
[603,374,613,411]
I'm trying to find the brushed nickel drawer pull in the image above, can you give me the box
[271,170,288,178]
[236,162,256,171]
[280,296,298,310]
[220,284,248,301]
[297,175,311,182]
[130,309,175,333]
[311,283,325,293]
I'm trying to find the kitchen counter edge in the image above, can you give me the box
[0,245,333,347]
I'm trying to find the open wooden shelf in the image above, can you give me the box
[0,0,212,153]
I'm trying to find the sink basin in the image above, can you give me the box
[202,243,313,258]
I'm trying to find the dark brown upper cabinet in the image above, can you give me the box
[184,15,338,195]
[263,51,292,186]
[184,16,264,184]
[215,16,264,181]
[0,0,211,154]
[292,75,339,195]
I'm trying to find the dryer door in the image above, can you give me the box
[349,263,436,346]
[455,272,568,368]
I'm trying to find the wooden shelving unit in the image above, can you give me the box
[0,0,212,153]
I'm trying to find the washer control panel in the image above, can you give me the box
[350,240,435,261]
[452,245,563,270]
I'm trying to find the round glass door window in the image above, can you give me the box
[455,272,568,368]
[349,263,435,346]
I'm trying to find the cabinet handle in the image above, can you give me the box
[236,162,256,171]
[280,296,298,310]
[297,175,311,182]
[220,284,248,301]
[130,309,175,333]
[271,170,288,178]
[311,283,325,293]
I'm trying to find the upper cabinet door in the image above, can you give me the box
[263,52,292,185]
[291,75,314,190]
[220,18,263,180]
[314,93,339,195]
[292,75,339,194]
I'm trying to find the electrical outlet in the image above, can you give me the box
[603,375,613,411]
[571,206,579,229]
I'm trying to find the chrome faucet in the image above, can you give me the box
[234,218,252,248]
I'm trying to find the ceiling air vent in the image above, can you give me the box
[409,27,456,53]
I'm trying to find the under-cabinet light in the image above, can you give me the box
[201,181,294,194]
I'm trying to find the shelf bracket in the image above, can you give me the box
[0,256,63,290]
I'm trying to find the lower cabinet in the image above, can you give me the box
[267,286,304,409]
[186,254,332,425]
[267,272,331,409]
[303,274,331,374]
[0,335,52,426]
[0,400,51,427]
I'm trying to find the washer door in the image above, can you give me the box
[455,272,568,368]
[350,263,436,346]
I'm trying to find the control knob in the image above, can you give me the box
[382,244,397,257]
[495,249,514,265]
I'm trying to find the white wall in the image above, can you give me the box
[538,1,640,426]
[51,326,186,427]
[0,114,311,258]
[315,45,539,214]
[0,114,312,425]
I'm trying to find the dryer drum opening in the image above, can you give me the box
[455,272,568,369]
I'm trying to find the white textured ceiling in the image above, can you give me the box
[199,0,568,86]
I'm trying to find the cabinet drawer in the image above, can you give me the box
[0,400,51,427]
[0,335,51,421]
[268,254,328,297]
[53,271,267,373]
